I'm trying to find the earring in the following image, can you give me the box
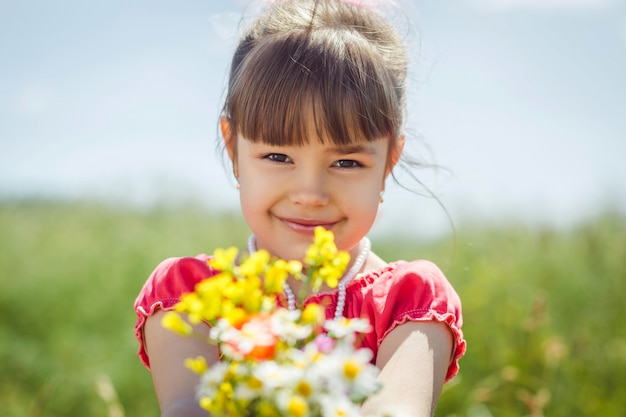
[236,182,240,190]
[379,191,384,204]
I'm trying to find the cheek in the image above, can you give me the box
[238,172,278,217]
[239,185,264,212]
[342,184,381,218]
[359,173,387,203]
[239,189,265,231]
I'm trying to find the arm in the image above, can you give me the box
[144,310,220,417]
[360,321,453,417]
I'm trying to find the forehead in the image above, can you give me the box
[238,98,388,147]
[237,129,389,156]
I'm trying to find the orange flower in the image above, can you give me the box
[225,313,278,361]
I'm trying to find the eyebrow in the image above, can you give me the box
[329,144,379,156]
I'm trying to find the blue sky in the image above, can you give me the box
[1,0,625,238]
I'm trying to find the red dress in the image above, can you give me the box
[134,255,466,382]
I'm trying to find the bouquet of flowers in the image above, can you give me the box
[162,227,383,417]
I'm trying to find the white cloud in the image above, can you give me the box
[465,0,619,12]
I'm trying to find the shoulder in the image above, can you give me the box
[133,254,218,368]
[361,260,461,310]
[352,260,466,381]
[134,254,216,317]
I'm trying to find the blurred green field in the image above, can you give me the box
[1,200,624,416]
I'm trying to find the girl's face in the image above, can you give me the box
[230,128,393,263]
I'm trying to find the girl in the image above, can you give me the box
[134,1,466,416]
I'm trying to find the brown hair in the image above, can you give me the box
[222,0,407,152]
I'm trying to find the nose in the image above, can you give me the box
[288,170,330,207]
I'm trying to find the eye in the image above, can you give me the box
[264,153,292,163]
[332,159,362,168]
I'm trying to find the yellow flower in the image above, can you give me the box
[209,246,239,271]
[264,259,289,294]
[295,380,313,398]
[192,273,233,322]
[161,311,192,336]
[332,251,350,270]
[287,260,303,275]
[184,356,208,374]
[242,286,264,313]
[246,376,263,390]
[342,358,362,380]
[221,301,247,327]
[314,226,334,245]
[199,396,213,412]
[239,249,270,278]
[222,278,247,305]
[304,227,332,267]
[195,272,231,297]
[217,381,234,400]
[304,246,320,267]
[257,401,280,417]
[312,253,349,289]
[286,395,309,417]
[317,265,341,288]
[176,292,212,324]
[306,227,345,261]
[225,362,241,379]
[301,303,323,325]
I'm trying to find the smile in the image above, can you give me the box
[278,217,338,233]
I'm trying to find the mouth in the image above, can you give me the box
[278,217,338,233]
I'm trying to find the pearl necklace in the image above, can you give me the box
[247,235,371,320]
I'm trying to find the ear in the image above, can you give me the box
[384,134,405,181]
[220,115,238,177]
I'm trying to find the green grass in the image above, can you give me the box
[1,200,624,416]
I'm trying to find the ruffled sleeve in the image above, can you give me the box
[353,260,466,382]
[133,254,215,368]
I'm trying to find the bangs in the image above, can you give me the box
[225,28,403,146]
